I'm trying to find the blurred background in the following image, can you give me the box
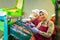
[24,0,55,19]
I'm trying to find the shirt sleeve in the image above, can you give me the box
[38,21,54,38]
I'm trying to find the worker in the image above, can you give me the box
[50,14,56,40]
[31,9,41,26]
[30,9,42,40]
[31,9,54,40]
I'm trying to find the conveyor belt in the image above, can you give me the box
[10,24,32,40]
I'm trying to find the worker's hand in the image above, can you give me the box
[31,27,39,33]
[30,22,35,27]
[25,23,29,26]
[25,23,31,30]
[21,19,26,22]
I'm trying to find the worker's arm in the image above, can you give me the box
[38,21,54,38]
